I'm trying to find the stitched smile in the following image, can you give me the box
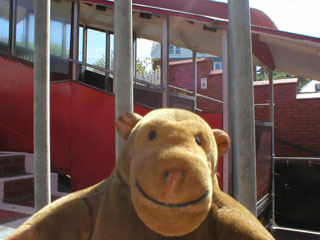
[136,180,209,208]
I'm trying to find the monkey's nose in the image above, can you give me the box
[164,170,185,193]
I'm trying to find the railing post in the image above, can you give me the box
[222,29,232,194]
[228,0,257,215]
[269,70,276,227]
[161,17,169,108]
[193,51,197,111]
[34,0,51,211]
[9,0,17,55]
[71,1,79,81]
[114,0,133,159]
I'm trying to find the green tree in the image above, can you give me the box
[256,68,311,91]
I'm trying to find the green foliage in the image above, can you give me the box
[256,68,311,91]
[92,56,158,76]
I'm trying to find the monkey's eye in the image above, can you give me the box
[195,136,202,145]
[149,130,157,141]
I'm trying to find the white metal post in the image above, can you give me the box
[34,0,51,211]
[228,0,257,215]
[114,0,133,159]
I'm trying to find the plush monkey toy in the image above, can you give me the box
[9,108,274,239]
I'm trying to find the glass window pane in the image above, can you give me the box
[79,26,83,61]
[214,61,222,71]
[136,38,161,86]
[175,46,181,55]
[169,45,174,55]
[0,0,10,53]
[15,0,34,61]
[108,33,114,77]
[87,28,106,75]
[50,0,72,75]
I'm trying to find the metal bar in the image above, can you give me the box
[9,0,17,55]
[228,0,257,215]
[272,226,320,236]
[256,194,271,216]
[68,59,114,74]
[170,85,193,94]
[255,121,273,127]
[34,0,51,211]
[193,51,197,111]
[255,103,270,106]
[105,31,110,91]
[134,78,163,90]
[222,29,231,194]
[275,157,320,161]
[72,1,79,81]
[168,85,223,104]
[133,34,137,80]
[114,0,133,159]
[106,31,110,78]
[196,93,223,104]
[269,69,276,227]
[83,26,87,63]
[161,17,169,108]
[25,12,30,49]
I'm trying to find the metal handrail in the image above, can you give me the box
[68,58,114,74]
[169,85,223,104]
[197,93,223,104]
[275,157,320,161]
[68,58,223,104]
[134,78,163,90]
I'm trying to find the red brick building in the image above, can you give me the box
[169,58,320,158]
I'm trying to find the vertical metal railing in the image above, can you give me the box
[228,0,257,215]
[114,0,133,159]
[33,0,51,211]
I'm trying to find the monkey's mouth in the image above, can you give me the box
[136,180,209,208]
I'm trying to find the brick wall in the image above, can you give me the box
[170,58,320,158]
[169,58,223,113]
[254,79,320,157]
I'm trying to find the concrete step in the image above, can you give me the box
[0,153,25,177]
[0,174,34,204]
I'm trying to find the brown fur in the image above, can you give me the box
[8,108,274,240]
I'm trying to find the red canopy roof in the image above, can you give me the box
[80,0,320,79]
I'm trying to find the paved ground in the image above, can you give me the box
[1,206,320,239]
[0,225,15,240]
[273,229,320,240]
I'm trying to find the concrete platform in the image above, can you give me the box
[0,225,15,240]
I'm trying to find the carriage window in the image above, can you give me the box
[79,26,84,61]
[0,0,10,53]
[50,0,72,74]
[109,33,114,76]
[14,0,35,61]
[87,28,106,75]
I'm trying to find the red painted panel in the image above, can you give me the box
[0,57,34,152]
[69,83,116,190]
[198,113,223,188]
[0,56,224,191]
[51,82,72,171]
[0,56,72,173]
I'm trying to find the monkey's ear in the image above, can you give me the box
[116,113,143,140]
[212,129,230,156]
